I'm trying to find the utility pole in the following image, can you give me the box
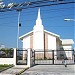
[16,9,22,49]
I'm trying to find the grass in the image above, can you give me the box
[0,64,13,71]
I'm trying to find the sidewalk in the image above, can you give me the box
[0,65,29,75]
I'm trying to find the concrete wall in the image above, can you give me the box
[0,48,16,65]
[0,58,15,65]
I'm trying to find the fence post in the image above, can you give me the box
[13,48,17,66]
[52,50,54,64]
[34,50,35,65]
[27,48,31,67]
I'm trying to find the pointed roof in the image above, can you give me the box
[37,8,41,20]
[19,8,60,40]
[19,30,60,40]
[19,31,33,40]
[36,8,42,26]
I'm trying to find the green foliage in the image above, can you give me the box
[0,48,13,58]
[0,64,13,70]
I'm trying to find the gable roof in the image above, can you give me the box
[44,30,60,38]
[19,31,33,40]
[19,30,60,40]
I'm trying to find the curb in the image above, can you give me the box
[0,65,13,73]
[15,67,29,75]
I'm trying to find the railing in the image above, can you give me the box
[16,50,27,65]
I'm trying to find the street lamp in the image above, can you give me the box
[64,19,75,21]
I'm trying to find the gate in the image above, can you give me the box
[16,50,27,65]
[54,50,74,65]
[34,50,74,65]
[34,50,54,65]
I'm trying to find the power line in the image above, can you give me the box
[1,6,74,14]
[0,1,75,12]
[0,6,74,20]
[0,5,74,16]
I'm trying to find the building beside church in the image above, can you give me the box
[19,8,74,60]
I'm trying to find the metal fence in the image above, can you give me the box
[33,50,74,65]
[16,50,27,65]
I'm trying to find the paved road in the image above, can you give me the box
[21,65,75,75]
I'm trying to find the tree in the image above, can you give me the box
[1,48,13,57]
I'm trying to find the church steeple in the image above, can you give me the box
[36,8,42,26]
[33,8,44,50]
[37,8,41,20]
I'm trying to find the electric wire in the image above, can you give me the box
[0,6,74,19]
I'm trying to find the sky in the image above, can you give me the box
[0,0,75,49]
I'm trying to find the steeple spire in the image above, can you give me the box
[37,8,41,19]
[36,8,42,26]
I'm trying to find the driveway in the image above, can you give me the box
[0,66,28,75]
[21,65,75,75]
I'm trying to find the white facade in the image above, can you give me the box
[48,35,56,50]
[23,36,30,49]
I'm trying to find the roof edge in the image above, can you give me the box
[61,39,74,45]
[19,31,33,40]
[44,30,60,38]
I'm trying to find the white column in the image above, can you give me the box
[13,48,17,66]
[27,49,31,67]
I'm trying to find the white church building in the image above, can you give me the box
[19,8,74,59]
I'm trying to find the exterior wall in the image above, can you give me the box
[56,38,61,50]
[62,45,72,59]
[48,34,56,50]
[0,58,15,64]
[30,34,33,49]
[44,32,52,59]
[23,36,30,49]
[44,33,58,59]
[62,45,72,50]
[44,32,48,50]
[23,36,30,60]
